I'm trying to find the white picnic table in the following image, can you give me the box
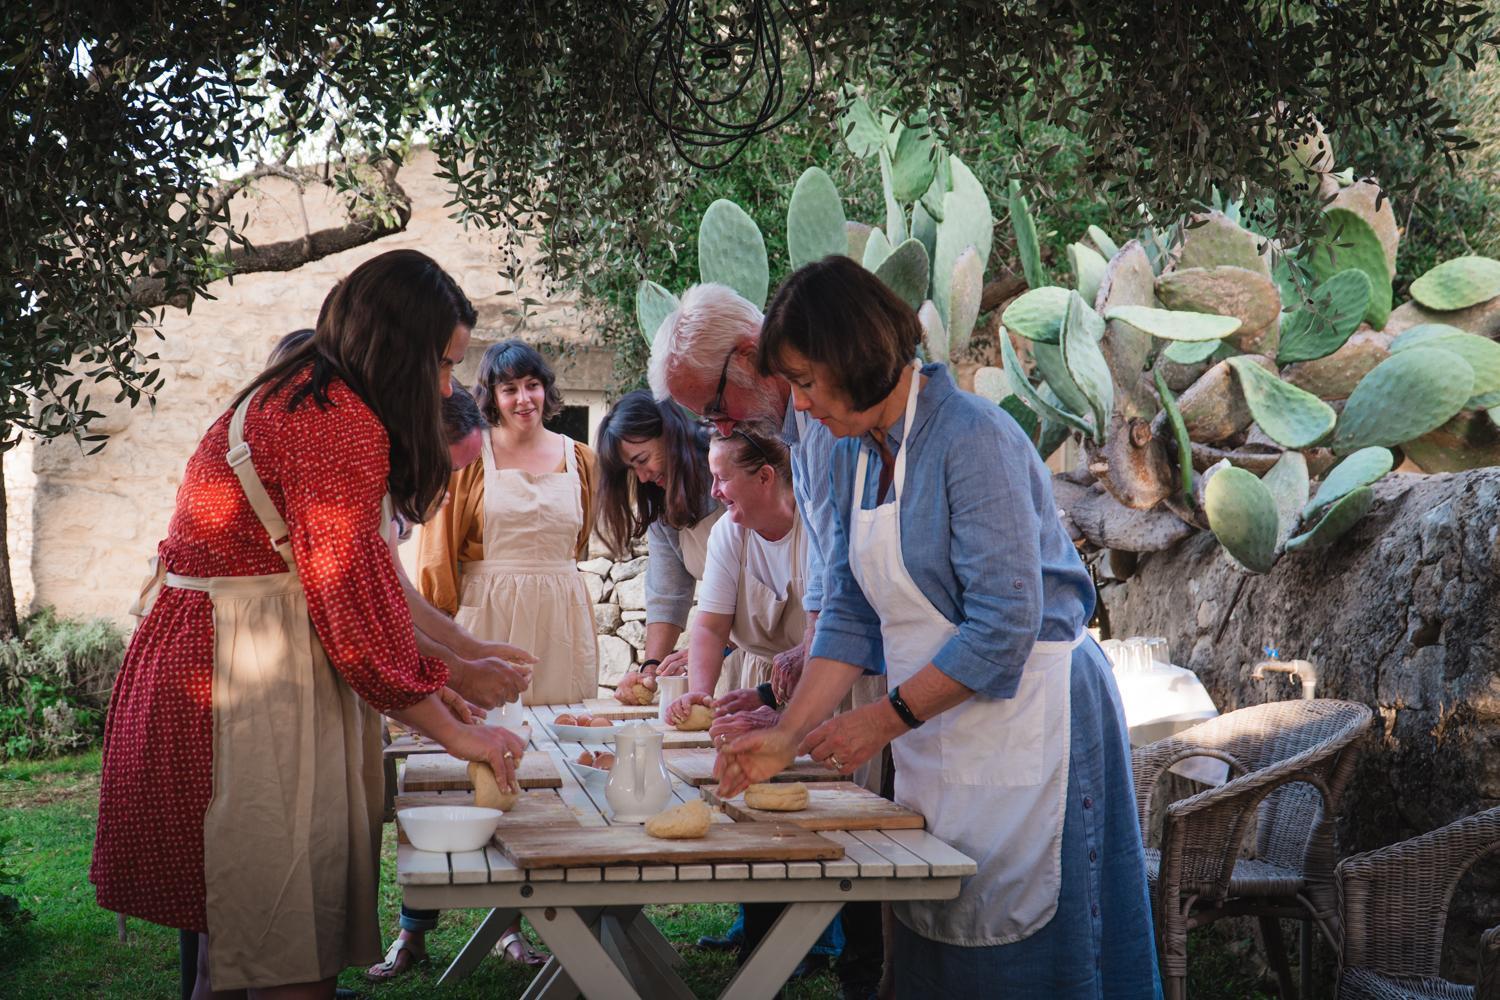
[395,701,976,1000]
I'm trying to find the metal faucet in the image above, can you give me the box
[1250,647,1318,700]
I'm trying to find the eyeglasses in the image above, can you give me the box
[733,428,775,470]
[702,347,736,420]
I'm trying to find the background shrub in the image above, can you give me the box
[0,608,125,760]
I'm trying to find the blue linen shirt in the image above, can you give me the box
[781,401,838,614]
[810,363,1096,698]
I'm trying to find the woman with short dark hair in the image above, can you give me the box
[720,255,1160,998]
[92,249,526,997]
[595,390,724,682]
[417,340,598,706]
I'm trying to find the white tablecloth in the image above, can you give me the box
[1111,662,1227,786]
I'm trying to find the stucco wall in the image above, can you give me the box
[5,148,615,624]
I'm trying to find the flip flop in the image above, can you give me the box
[364,936,429,981]
[496,928,548,968]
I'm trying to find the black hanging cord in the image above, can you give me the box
[633,1,816,170]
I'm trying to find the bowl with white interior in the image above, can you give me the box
[398,805,502,853]
[549,721,617,743]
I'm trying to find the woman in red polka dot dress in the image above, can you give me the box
[90,250,527,998]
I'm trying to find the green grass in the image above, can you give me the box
[0,750,1319,998]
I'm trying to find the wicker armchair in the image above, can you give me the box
[1335,806,1500,1000]
[1133,699,1373,1000]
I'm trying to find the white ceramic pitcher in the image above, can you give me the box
[605,722,672,823]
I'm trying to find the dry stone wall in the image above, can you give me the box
[577,554,697,691]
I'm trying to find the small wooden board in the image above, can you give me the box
[385,722,533,758]
[496,822,843,869]
[393,789,580,844]
[580,697,659,720]
[704,782,925,831]
[664,749,849,787]
[401,752,561,792]
[642,719,713,750]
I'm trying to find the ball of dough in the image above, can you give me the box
[675,703,713,732]
[467,761,520,812]
[645,798,712,839]
[554,713,578,726]
[588,717,614,729]
[744,782,809,812]
[576,750,595,767]
[614,671,658,706]
[592,751,616,770]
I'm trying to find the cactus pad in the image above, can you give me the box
[932,156,992,331]
[918,299,947,363]
[889,122,939,202]
[973,366,1010,404]
[1009,180,1044,290]
[1276,268,1373,364]
[1306,208,1392,328]
[1104,305,1241,342]
[1156,266,1281,335]
[1390,323,1500,408]
[878,148,907,245]
[945,246,985,356]
[635,280,679,346]
[1088,225,1120,261]
[861,227,894,272]
[1409,256,1500,311]
[1261,451,1311,546]
[1163,338,1223,364]
[1153,368,1195,507]
[1062,292,1112,441]
[840,94,887,159]
[873,238,931,310]
[1000,326,1093,438]
[845,221,875,262]
[698,199,769,309]
[1002,286,1071,342]
[1225,356,1335,448]
[1069,242,1108,306]
[1304,446,1393,519]
[1331,347,1474,452]
[1178,212,1273,277]
[1285,486,1374,553]
[1204,466,1280,573]
[787,168,848,270]
[911,202,938,264]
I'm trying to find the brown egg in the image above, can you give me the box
[554,713,578,726]
[588,717,614,728]
[593,751,616,770]
[576,750,595,767]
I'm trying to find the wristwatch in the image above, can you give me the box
[888,685,923,729]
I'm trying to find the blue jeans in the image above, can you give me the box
[399,904,441,934]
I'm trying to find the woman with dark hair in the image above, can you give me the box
[417,338,599,707]
[716,255,1160,998]
[595,390,723,684]
[91,249,527,998]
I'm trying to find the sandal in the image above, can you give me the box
[496,928,548,967]
[364,936,429,982]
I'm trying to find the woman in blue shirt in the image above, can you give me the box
[715,256,1160,998]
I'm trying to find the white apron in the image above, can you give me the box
[848,364,1076,946]
[457,434,596,706]
[133,392,386,989]
[721,513,806,692]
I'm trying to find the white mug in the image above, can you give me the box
[487,695,528,737]
[655,674,689,722]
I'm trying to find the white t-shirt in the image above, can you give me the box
[697,512,802,615]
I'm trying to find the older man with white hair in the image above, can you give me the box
[649,281,888,998]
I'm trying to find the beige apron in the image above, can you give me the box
[152,392,385,990]
[676,505,724,580]
[457,434,597,706]
[721,514,806,692]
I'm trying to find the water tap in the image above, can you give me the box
[1249,646,1318,700]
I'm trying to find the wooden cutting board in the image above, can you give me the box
[385,722,535,758]
[664,749,849,786]
[642,719,713,750]
[400,752,560,792]
[704,782,924,831]
[496,822,843,868]
[580,697,659,720]
[393,789,579,844]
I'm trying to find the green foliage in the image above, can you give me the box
[1306,209,1394,327]
[1333,348,1475,453]
[787,168,848,270]
[0,831,33,937]
[0,608,124,760]
[1286,486,1376,552]
[1305,447,1394,519]
[1390,325,1500,408]
[1104,306,1241,342]
[1408,255,1500,310]
[1205,467,1280,574]
[1276,269,1373,364]
[1003,288,1072,342]
[1154,369,1194,508]
[1225,357,1336,449]
[697,200,770,309]
[1261,452,1311,547]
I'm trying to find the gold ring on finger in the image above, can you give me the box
[829,755,843,770]
[504,751,515,760]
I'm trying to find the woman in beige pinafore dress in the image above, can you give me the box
[417,339,598,708]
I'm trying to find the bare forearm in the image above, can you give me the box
[644,622,683,663]
[779,656,863,740]
[387,693,462,744]
[892,663,975,722]
[686,615,733,695]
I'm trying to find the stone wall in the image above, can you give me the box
[5,147,616,625]
[577,554,697,691]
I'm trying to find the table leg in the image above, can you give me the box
[620,906,684,970]
[719,900,844,1000]
[598,910,695,1000]
[520,957,577,1000]
[436,906,520,986]
[524,906,643,1000]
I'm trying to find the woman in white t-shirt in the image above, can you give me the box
[664,424,805,723]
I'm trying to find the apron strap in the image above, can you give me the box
[227,390,296,570]
[852,361,923,513]
[562,437,577,474]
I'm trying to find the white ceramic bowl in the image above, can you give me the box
[566,759,611,793]
[397,806,502,853]
[549,721,617,743]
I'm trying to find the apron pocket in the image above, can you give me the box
[939,669,1047,787]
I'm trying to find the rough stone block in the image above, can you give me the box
[596,634,634,686]
[581,572,603,605]
[614,574,646,611]
[617,620,646,652]
[578,557,613,576]
[593,603,622,634]
[611,556,649,582]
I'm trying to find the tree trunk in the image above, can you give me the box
[1100,468,1500,966]
[0,472,17,639]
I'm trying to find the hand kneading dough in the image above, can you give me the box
[744,782,809,812]
[645,798,712,839]
[675,703,713,731]
[468,761,519,812]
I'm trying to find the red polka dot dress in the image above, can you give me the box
[91,371,447,987]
